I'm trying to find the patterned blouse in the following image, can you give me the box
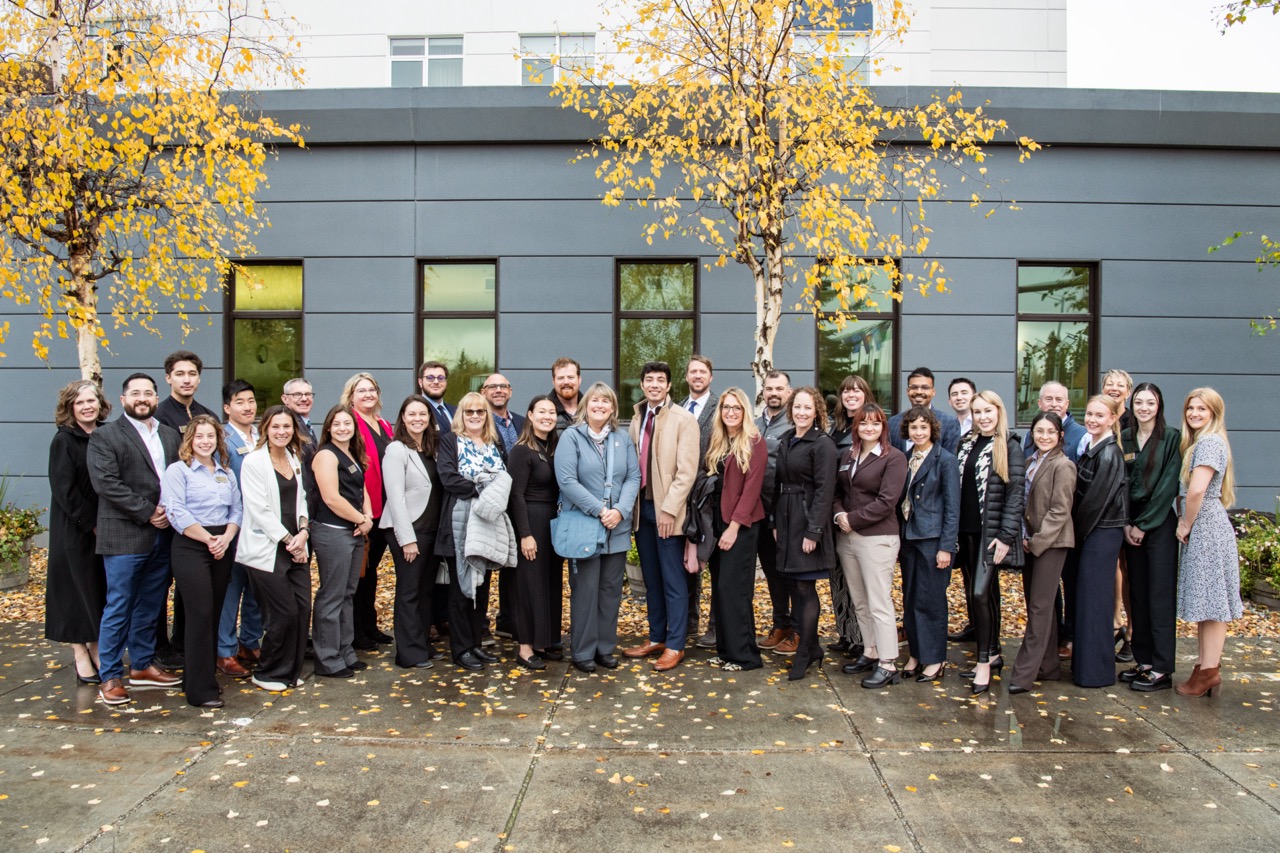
[457,436,505,482]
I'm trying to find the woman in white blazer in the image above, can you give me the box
[381,396,444,668]
[235,405,311,692]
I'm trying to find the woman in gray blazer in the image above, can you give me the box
[1009,411,1077,694]
[381,396,443,669]
[554,382,642,674]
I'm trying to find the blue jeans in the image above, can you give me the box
[634,499,688,650]
[99,531,173,681]
[217,563,263,657]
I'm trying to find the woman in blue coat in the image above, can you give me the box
[896,406,960,683]
[554,382,642,674]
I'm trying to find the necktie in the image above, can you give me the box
[686,400,697,415]
[640,408,656,487]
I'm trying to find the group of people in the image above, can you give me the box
[41,348,1243,709]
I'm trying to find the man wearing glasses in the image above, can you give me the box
[417,361,455,427]
[482,373,525,454]
[281,378,318,446]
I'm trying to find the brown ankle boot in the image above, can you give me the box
[1175,664,1222,697]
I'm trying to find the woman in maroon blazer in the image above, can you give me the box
[832,403,908,689]
[704,388,767,672]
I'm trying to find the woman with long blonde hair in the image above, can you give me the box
[954,390,1025,695]
[1173,388,1241,698]
[704,387,767,671]
[1067,394,1129,688]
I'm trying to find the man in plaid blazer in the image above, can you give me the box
[86,373,184,705]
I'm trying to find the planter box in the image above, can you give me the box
[625,562,647,599]
[1253,577,1280,611]
[0,544,31,591]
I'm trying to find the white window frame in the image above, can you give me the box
[518,33,595,85]
[390,36,463,87]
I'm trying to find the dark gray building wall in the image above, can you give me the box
[2,86,1278,512]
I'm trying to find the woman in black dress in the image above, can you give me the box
[771,387,838,681]
[45,380,111,683]
[508,395,561,670]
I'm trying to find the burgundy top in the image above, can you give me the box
[832,444,908,537]
[718,434,767,527]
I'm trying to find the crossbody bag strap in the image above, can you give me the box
[603,432,615,510]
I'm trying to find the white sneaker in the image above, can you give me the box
[292,676,306,688]
[251,676,288,692]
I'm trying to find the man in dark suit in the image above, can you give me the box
[418,360,456,427]
[887,367,961,454]
[679,355,717,648]
[483,372,525,639]
[281,376,319,446]
[86,373,183,705]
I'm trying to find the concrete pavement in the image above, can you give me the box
[0,621,1277,852]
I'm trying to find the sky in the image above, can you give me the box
[1068,0,1280,92]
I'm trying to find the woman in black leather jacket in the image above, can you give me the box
[1069,394,1130,688]
[955,391,1025,695]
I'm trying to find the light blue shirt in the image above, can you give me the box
[161,458,243,533]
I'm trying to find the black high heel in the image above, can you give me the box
[961,657,1002,680]
[916,662,946,683]
[902,661,920,679]
[75,663,100,685]
[971,678,991,695]
[787,652,823,681]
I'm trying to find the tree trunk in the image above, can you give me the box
[70,249,101,385]
[750,242,786,404]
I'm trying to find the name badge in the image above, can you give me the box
[839,464,852,472]
[215,474,229,484]
[348,464,360,474]
[1123,452,1136,462]
[237,445,250,455]
[178,424,187,434]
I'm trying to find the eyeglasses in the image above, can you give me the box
[482,383,511,391]
[720,404,744,412]
[286,392,314,399]
[462,408,487,416]
[421,374,447,383]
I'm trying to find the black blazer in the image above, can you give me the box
[897,444,960,551]
[86,416,181,555]
[433,431,509,558]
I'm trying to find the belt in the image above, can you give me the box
[779,484,810,494]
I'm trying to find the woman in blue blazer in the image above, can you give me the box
[554,382,642,674]
[896,406,960,683]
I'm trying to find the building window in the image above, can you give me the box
[794,2,874,85]
[418,262,496,406]
[519,34,595,85]
[815,266,898,412]
[1015,263,1097,425]
[226,263,303,407]
[390,37,463,87]
[617,261,698,411]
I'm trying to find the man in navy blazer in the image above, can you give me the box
[887,367,961,454]
[1023,381,1087,463]
[418,360,456,428]
[86,373,183,705]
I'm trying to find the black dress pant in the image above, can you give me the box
[447,557,491,659]
[171,528,233,705]
[1071,527,1124,688]
[248,545,311,685]
[513,502,558,650]
[354,523,389,642]
[1124,513,1178,674]
[710,523,762,669]
[958,532,1002,661]
[756,528,792,632]
[785,578,824,667]
[391,528,438,667]
[900,538,950,666]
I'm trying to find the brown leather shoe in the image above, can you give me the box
[129,664,182,687]
[1057,642,1073,661]
[623,640,666,659]
[654,649,685,671]
[217,656,252,678]
[99,677,131,705]
[757,628,789,650]
[771,632,800,655]
[236,645,261,667]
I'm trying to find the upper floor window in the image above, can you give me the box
[617,261,698,410]
[815,265,898,411]
[1015,263,1097,425]
[519,34,595,85]
[418,262,496,405]
[226,263,303,406]
[794,2,873,85]
[391,37,463,87]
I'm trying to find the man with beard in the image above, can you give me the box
[549,357,582,436]
[418,361,455,426]
[86,374,183,705]
[887,367,961,454]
